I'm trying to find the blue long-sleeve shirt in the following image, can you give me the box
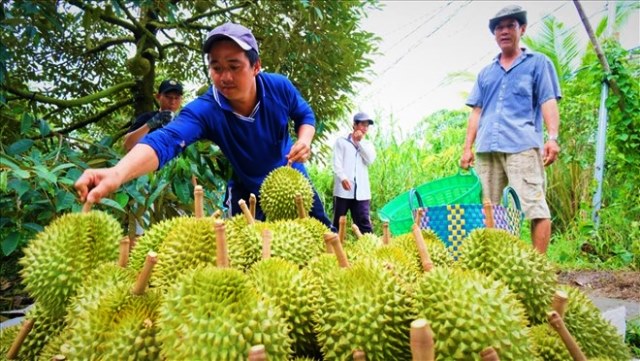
[140,72,315,195]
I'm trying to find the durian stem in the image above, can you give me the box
[338,216,347,244]
[191,175,198,187]
[382,222,390,245]
[248,344,267,361]
[410,319,435,361]
[295,193,307,219]
[552,290,569,317]
[6,318,34,360]
[118,236,130,268]
[412,224,434,272]
[324,232,350,268]
[194,185,204,218]
[82,202,92,213]
[249,193,257,219]
[352,223,363,239]
[547,311,587,361]
[483,198,494,228]
[414,208,424,225]
[479,347,500,361]
[238,199,255,225]
[52,355,66,360]
[211,209,223,219]
[261,229,272,259]
[214,220,229,267]
[131,251,157,295]
[352,349,366,360]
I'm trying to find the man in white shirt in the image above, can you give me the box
[332,112,377,233]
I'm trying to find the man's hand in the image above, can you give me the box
[460,148,475,169]
[146,110,174,130]
[286,139,311,164]
[352,129,364,142]
[75,168,124,204]
[543,140,560,166]
[341,179,352,191]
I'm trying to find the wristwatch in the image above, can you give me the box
[548,135,559,143]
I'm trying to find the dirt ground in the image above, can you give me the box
[558,270,640,302]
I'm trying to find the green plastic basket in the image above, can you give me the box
[378,168,482,236]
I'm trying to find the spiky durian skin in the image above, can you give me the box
[249,258,321,358]
[457,228,556,325]
[344,233,382,258]
[256,220,325,267]
[151,216,218,289]
[0,324,22,360]
[561,286,630,360]
[259,166,314,221]
[389,228,455,269]
[225,214,263,270]
[529,324,572,361]
[313,259,415,360]
[412,267,535,360]
[294,217,331,247]
[128,217,182,271]
[19,211,122,316]
[158,266,292,360]
[64,282,162,361]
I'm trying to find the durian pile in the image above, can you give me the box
[1,166,631,360]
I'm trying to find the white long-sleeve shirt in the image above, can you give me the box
[332,134,376,200]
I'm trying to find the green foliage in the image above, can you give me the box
[627,315,640,357]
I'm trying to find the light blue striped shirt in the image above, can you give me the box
[466,48,561,153]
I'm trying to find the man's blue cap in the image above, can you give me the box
[353,112,374,125]
[489,5,527,32]
[202,22,259,54]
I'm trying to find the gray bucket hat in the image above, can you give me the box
[489,5,527,32]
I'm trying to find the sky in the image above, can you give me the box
[345,0,639,138]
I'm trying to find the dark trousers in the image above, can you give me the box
[226,182,334,230]
[332,196,372,233]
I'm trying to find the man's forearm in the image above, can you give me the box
[541,99,560,136]
[297,124,315,145]
[114,144,160,184]
[464,107,481,150]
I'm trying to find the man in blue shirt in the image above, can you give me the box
[460,5,561,254]
[75,22,332,227]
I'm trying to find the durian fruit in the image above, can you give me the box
[344,232,382,257]
[295,217,331,247]
[126,56,151,76]
[158,266,292,360]
[529,324,572,361]
[150,216,218,289]
[259,166,314,221]
[457,228,556,325]
[389,228,455,270]
[249,258,321,358]
[128,217,182,271]
[62,256,163,360]
[0,324,22,360]
[560,286,630,360]
[255,220,325,267]
[225,214,263,270]
[412,267,536,360]
[19,211,122,317]
[313,258,415,360]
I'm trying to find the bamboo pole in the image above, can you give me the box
[412,224,433,272]
[410,319,435,361]
[194,185,204,218]
[214,220,229,268]
[324,232,349,268]
[6,318,35,359]
[552,290,569,318]
[548,311,587,361]
[117,236,130,268]
[131,251,157,295]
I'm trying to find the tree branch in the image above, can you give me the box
[182,3,251,25]
[54,98,135,136]
[68,0,137,33]
[83,37,136,57]
[115,0,165,59]
[5,81,136,108]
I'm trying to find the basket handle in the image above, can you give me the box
[408,188,424,213]
[502,186,522,212]
[458,166,478,177]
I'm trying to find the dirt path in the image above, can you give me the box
[557,270,640,302]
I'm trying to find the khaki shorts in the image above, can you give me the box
[475,149,550,220]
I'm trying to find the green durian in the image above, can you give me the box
[0,324,21,359]
[294,217,331,247]
[126,56,150,76]
[19,211,122,317]
[561,286,630,360]
[225,214,263,270]
[249,258,321,358]
[158,266,291,360]
[389,228,455,270]
[457,228,556,324]
[255,220,325,267]
[128,217,182,271]
[412,267,535,360]
[313,259,415,360]
[529,324,572,361]
[259,166,314,221]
